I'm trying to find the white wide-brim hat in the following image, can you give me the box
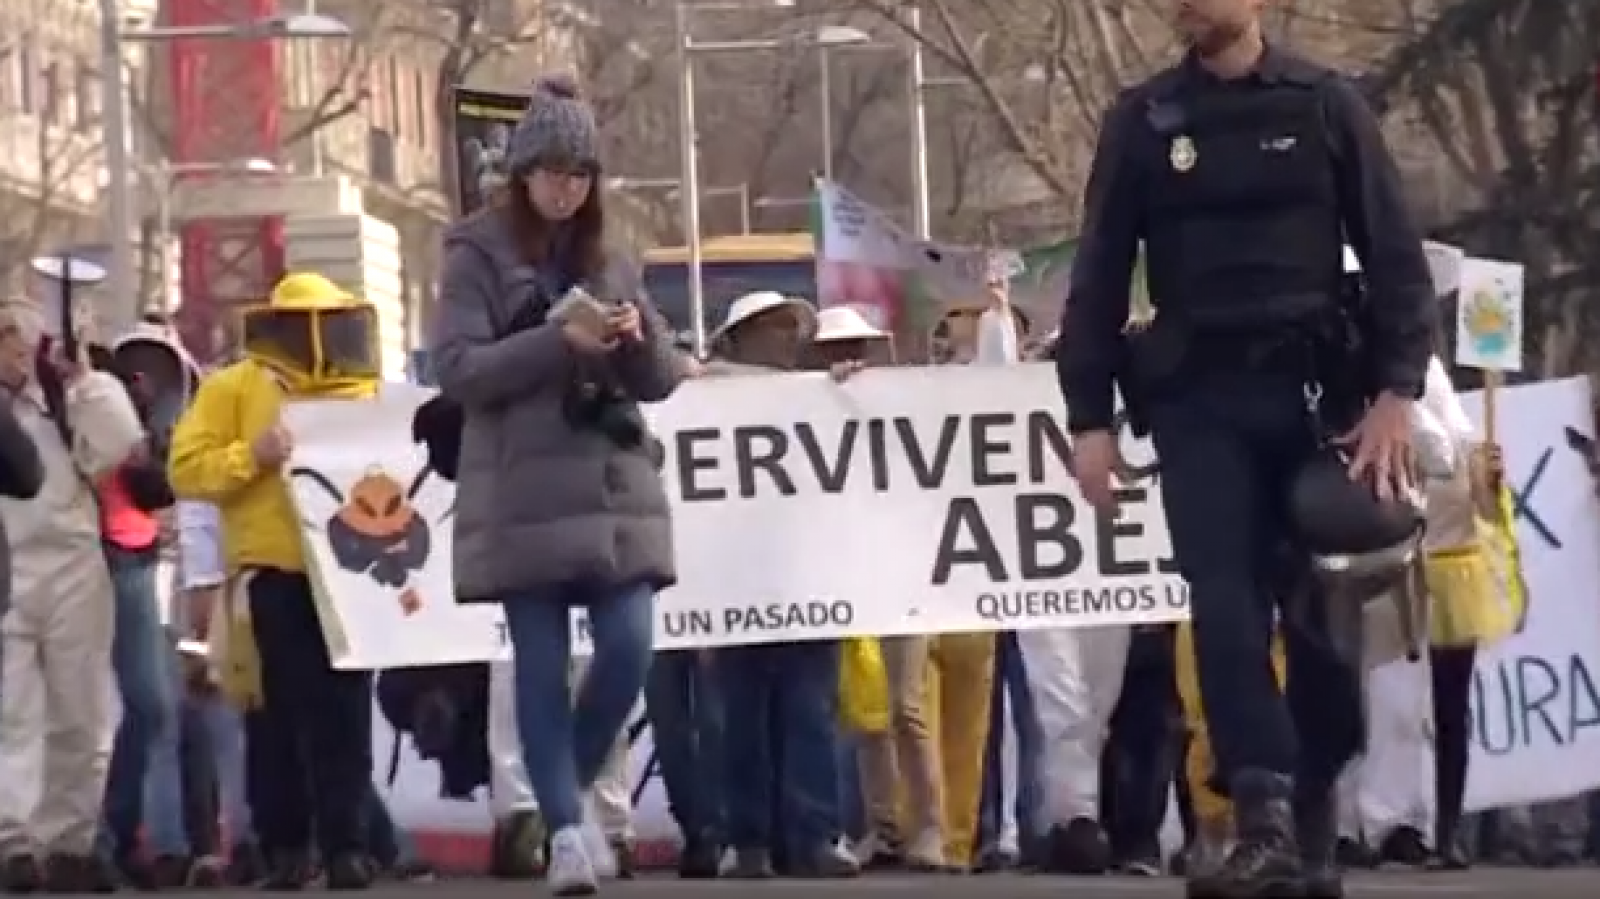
[710,290,816,344]
[814,305,889,343]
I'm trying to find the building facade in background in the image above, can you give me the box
[0,0,161,298]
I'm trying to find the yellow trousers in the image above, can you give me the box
[861,633,994,864]
[1175,624,1285,823]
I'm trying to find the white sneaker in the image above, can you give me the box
[906,826,946,870]
[579,794,621,878]
[546,826,598,896]
[997,822,1021,859]
[582,824,620,879]
[851,830,890,866]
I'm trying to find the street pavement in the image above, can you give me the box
[182,868,1600,897]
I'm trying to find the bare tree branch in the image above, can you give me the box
[0,91,105,288]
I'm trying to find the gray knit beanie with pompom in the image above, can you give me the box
[508,74,599,174]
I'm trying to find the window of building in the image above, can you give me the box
[387,56,403,139]
[75,61,98,130]
[42,58,63,125]
[412,66,431,149]
[17,45,34,115]
[366,54,388,131]
[0,46,15,112]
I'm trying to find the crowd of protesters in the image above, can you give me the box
[0,280,1594,895]
[0,74,1596,899]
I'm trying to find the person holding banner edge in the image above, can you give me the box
[1060,1,1438,896]
[700,290,860,879]
[429,74,686,896]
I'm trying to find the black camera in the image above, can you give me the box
[563,379,644,447]
[562,379,665,468]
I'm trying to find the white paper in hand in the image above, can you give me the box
[551,286,609,336]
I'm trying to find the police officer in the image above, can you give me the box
[1058,0,1436,897]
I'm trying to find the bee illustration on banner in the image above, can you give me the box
[290,463,451,616]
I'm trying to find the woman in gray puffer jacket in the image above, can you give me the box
[429,74,685,896]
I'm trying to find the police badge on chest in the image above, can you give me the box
[1169,135,1197,172]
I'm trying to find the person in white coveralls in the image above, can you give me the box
[1017,304,1137,873]
[0,298,145,893]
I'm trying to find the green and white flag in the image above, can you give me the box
[812,180,1117,336]
[811,181,991,333]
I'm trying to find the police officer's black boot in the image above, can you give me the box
[1293,787,1343,899]
[1186,770,1302,899]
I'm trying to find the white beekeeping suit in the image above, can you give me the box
[994,298,1133,861]
[0,300,144,865]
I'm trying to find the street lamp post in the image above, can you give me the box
[96,6,349,333]
[906,6,931,240]
[819,47,833,181]
[674,0,870,354]
[674,0,706,355]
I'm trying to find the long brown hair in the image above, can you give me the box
[504,169,607,282]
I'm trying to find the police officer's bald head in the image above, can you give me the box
[1174,0,1263,55]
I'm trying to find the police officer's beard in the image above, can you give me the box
[1189,20,1250,59]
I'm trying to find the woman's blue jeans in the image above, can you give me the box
[501,582,655,833]
[102,549,189,860]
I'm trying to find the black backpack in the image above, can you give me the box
[375,664,491,800]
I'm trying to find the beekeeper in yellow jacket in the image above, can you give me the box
[167,272,379,890]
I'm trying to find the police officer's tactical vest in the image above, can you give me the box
[1143,70,1343,330]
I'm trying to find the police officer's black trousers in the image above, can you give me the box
[1146,369,1364,796]
[243,569,374,862]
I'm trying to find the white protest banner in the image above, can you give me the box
[373,378,1600,853]
[284,387,485,666]
[1454,256,1525,372]
[1456,377,1600,810]
[287,369,1184,669]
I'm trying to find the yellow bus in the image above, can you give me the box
[642,232,815,345]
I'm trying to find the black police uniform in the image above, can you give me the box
[1058,46,1436,898]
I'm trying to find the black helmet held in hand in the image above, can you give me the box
[1290,445,1430,664]
[1289,446,1423,557]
